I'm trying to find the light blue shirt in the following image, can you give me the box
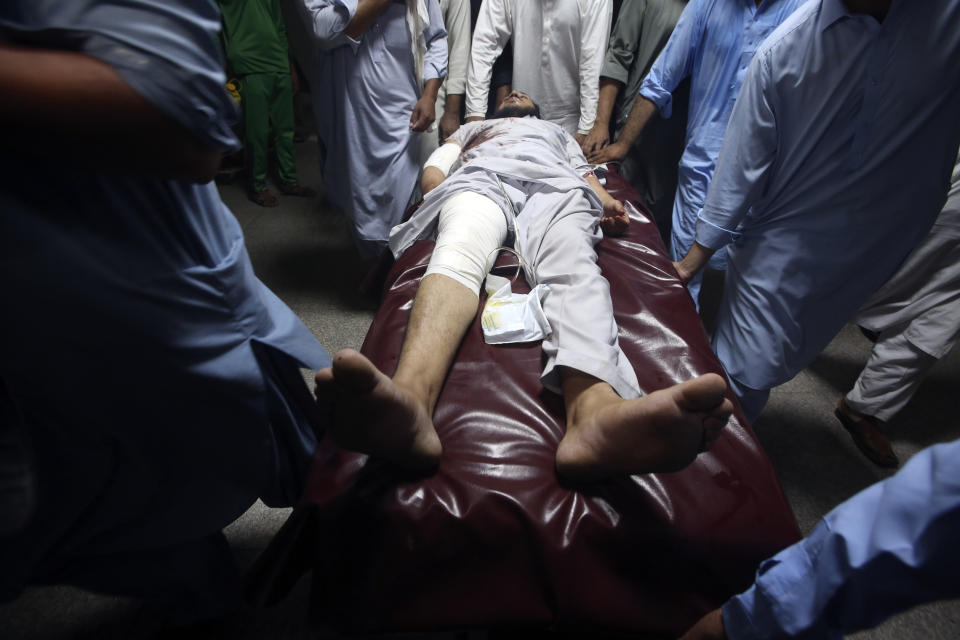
[638,0,805,273]
[300,0,448,259]
[697,0,960,390]
[0,0,331,567]
[723,437,960,639]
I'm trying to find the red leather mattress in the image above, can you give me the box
[247,170,800,637]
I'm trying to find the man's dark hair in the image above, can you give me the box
[490,101,542,121]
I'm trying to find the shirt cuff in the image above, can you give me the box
[723,555,795,640]
[638,82,672,119]
[722,594,754,640]
[446,78,466,95]
[423,62,445,82]
[695,208,740,250]
[601,59,629,85]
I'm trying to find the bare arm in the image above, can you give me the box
[588,94,657,164]
[585,173,629,236]
[421,166,446,195]
[410,77,443,132]
[0,43,220,182]
[582,78,622,155]
[672,241,716,284]
[679,608,727,640]
[344,0,396,39]
[440,93,463,139]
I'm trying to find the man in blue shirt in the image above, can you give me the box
[673,0,960,422]
[587,0,805,307]
[680,437,960,639]
[0,0,330,618]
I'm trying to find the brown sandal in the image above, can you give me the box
[250,189,279,207]
[835,398,899,468]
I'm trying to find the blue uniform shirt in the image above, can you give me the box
[696,0,960,392]
[637,0,805,288]
[724,438,960,639]
[0,1,331,589]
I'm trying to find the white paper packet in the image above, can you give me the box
[480,274,551,344]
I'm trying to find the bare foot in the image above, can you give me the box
[315,349,442,470]
[555,373,733,481]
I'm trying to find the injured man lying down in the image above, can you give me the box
[316,91,733,480]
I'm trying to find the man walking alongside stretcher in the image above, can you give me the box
[316,91,733,479]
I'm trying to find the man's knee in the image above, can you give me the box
[425,192,508,296]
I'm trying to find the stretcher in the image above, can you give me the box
[247,169,801,637]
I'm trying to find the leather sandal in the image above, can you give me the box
[834,398,899,468]
[250,189,279,207]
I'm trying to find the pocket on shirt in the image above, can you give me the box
[380,10,411,60]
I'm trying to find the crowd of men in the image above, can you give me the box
[1,0,959,638]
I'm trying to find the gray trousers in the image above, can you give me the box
[430,174,642,399]
[846,155,960,421]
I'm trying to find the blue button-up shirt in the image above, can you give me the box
[695,0,960,391]
[723,437,960,639]
[638,0,805,268]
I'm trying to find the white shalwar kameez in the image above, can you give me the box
[846,153,960,422]
[390,117,641,399]
[299,0,448,259]
[465,0,612,136]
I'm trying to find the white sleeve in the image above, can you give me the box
[443,0,471,96]
[576,0,613,134]
[465,0,512,119]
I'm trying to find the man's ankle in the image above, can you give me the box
[391,375,436,414]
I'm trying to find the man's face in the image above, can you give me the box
[491,91,539,119]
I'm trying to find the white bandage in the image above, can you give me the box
[425,191,508,296]
[424,142,461,176]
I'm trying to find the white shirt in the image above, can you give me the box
[465,0,612,135]
[440,0,470,97]
[429,0,471,136]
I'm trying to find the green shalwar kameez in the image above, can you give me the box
[219,0,298,191]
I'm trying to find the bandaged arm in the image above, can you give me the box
[422,140,461,194]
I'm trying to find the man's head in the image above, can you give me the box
[490,91,541,120]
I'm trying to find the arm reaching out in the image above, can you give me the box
[590,0,701,164]
[411,78,443,132]
[582,78,621,156]
[588,93,656,164]
[673,242,716,285]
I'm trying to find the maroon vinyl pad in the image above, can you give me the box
[248,171,800,637]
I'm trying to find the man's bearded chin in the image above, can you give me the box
[490,104,541,120]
